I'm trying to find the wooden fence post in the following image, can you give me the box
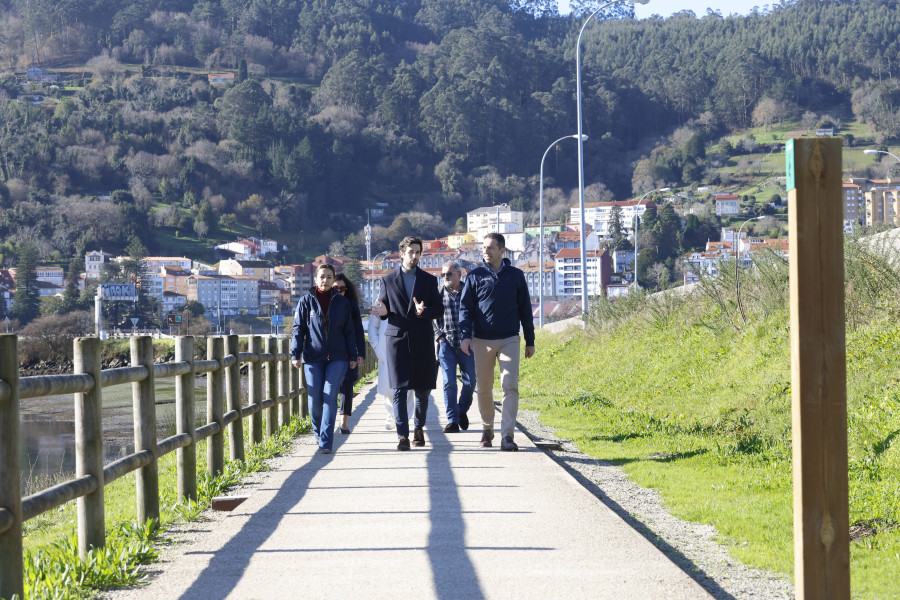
[175,336,196,502]
[225,334,244,462]
[299,362,309,420]
[289,350,300,417]
[265,336,278,436]
[249,336,263,445]
[131,336,159,524]
[74,337,105,557]
[0,335,23,599]
[207,337,225,477]
[278,338,290,428]
[787,137,850,599]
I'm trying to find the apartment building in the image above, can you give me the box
[518,261,556,300]
[186,274,260,317]
[553,248,611,297]
[569,200,648,237]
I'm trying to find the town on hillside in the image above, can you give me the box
[5,170,897,333]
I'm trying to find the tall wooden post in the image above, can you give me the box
[278,338,291,428]
[175,336,196,502]
[74,337,105,557]
[131,336,159,524]
[264,336,278,436]
[207,336,225,477]
[299,362,309,420]
[248,336,263,445]
[225,334,244,462]
[289,352,300,416]
[0,335,23,599]
[786,137,850,599]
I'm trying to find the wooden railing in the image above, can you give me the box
[0,333,377,599]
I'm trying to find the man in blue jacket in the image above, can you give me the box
[459,232,536,451]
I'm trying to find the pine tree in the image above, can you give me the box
[10,243,40,325]
[608,204,631,251]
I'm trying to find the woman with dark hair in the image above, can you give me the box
[290,264,357,454]
[333,273,365,433]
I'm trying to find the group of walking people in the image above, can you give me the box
[291,232,535,454]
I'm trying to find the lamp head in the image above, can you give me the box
[629,0,650,4]
[578,134,589,141]
[864,149,878,155]
[659,187,672,192]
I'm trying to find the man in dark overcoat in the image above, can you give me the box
[371,236,443,450]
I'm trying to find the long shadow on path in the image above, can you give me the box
[174,392,375,599]
[425,415,486,600]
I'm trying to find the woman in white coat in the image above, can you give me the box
[367,314,414,430]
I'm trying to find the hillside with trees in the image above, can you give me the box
[0,0,899,267]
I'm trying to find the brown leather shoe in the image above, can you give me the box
[397,437,410,451]
[480,429,494,448]
[412,428,425,447]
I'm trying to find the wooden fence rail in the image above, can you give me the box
[0,333,377,600]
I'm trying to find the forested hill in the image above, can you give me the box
[1,0,899,262]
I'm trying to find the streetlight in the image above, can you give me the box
[495,203,508,234]
[735,216,764,324]
[632,186,670,291]
[863,148,900,163]
[539,134,587,328]
[576,0,650,316]
[364,212,372,305]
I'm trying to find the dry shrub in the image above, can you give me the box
[18,311,94,368]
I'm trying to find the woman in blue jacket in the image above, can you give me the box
[290,264,357,454]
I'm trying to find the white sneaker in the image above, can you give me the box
[385,417,395,430]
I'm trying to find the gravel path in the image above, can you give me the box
[515,408,794,600]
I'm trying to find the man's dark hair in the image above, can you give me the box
[483,232,505,249]
[399,236,424,253]
[315,263,335,276]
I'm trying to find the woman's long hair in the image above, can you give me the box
[334,273,361,306]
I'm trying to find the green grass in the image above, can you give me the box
[519,245,900,598]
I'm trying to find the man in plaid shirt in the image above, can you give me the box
[433,261,476,432]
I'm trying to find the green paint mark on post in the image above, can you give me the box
[785,139,795,192]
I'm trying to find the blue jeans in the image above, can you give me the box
[393,387,430,439]
[304,360,348,450]
[438,342,475,424]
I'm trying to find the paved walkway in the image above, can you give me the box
[127,380,714,600]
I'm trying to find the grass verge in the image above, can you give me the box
[18,415,310,600]
[519,244,900,599]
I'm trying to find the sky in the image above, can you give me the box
[557,0,769,19]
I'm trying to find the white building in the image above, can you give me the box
[714,194,741,217]
[570,200,651,238]
[141,257,192,273]
[219,259,274,282]
[36,266,64,286]
[85,251,113,279]
[466,206,525,236]
[161,291,186,314]
[553,248,611,298]
[519,261,556,300]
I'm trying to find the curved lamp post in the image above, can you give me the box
[863,148,900,163]
[735,216,764,324]
[632,186,670,291]
[576,0,650,316]
[539,134,587,328]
